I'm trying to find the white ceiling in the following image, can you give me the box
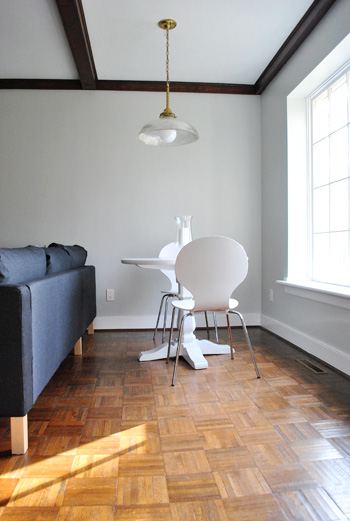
[0,0,315,84]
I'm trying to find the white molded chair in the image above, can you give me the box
[166,236,260,385]
[154,242,219,343]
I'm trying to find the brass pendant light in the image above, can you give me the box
[137,19,199,147]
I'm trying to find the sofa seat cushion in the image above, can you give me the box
[0,246,47,285]
[49,243,87,269]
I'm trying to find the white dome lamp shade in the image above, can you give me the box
[137,19,199,147]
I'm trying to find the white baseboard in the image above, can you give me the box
[261,314,350,376]
[94,315,155,330]
[94,312,261,331]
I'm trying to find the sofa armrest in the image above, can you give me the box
[82,266,96,332]
[0,285,33,417]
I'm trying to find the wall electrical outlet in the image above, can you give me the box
[106,289,115,301]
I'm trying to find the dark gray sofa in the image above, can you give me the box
[0,244,96,454]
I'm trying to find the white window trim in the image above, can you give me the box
[276,279,350,310]
[286,35,350,308]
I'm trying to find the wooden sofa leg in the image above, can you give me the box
[88,321,94,335]
[11,415,28,454]
[74,337,83,355]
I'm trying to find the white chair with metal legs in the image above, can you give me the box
[154,242,219,343]
[166,236,260,386]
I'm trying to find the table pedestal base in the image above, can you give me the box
[138,339,233,370]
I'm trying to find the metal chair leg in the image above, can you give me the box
[154,293,168,339]
[204,311,219,342]
[162,295,170,343]
[226,313,235,359]
[172,312,190,386]
[166,307,177,364]
[229,310,260,378]
[204,311,210,339]
[213,312,219,343]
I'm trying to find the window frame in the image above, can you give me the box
[284,42,350,306]
[307,63,350,289]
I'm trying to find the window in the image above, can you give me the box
[285,38,350,305]
[309,69,350,287]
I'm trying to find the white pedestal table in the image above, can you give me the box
[121,257,232,370]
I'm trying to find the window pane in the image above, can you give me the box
[330,127,349,182]
[313,92,329,143]
[328,231,350,286]
[313,185,329,233]
[313,138,329,187]
[330,179,349,231]
[312,233,329,282]
[308,66,350,287]
[330,76,347,132]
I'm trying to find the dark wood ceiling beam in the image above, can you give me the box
[97,80,256,95]
[55,0,97,90]
[254,0,338,95]
[0,79,82,90]
[0,79,256,95]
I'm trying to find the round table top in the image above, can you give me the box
[121,257,175,270]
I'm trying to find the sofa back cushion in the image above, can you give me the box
[45,247,71,275]
[0,246,47,285]
[48,244,87,269]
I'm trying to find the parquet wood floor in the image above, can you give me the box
[1,328,350,520]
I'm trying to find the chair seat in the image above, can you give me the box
[172,297,239,312]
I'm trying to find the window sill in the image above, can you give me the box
[276,279,350,310]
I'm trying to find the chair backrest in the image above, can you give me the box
[159,242,183,293]
[175,236,248,311]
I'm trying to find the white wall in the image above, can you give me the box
[0,89,262,328]
[261,0,350,374]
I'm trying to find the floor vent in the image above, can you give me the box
[296,359,327,374]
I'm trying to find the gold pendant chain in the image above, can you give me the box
[159,19,176,118]
[166,27,170,111]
